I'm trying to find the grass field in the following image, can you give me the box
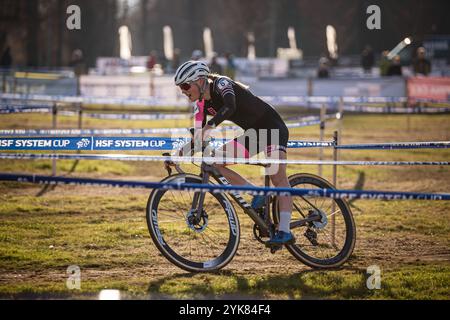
[0,111,449,299]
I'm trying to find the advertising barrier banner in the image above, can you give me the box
[407,77,450,102]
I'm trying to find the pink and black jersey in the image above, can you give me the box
[196,77,285,130]
[195,76,289,154]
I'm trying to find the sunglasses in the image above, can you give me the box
[179,83,192,91]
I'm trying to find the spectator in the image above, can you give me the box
[69,49,87,76]
[158,51,168,71]
[147,50,157,71]
[224,52,236,80]
[361,45,375,74]
[0,46,12,69]
[378,50,390,76]
[209,53,223,74]
[191,49,203,61]
[317,55,330,78]
[413,47,431,76]
[387,55,402,76]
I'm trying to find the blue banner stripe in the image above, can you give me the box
[0,137,188,151]
[0,173,448,200]
[0,137,335,151]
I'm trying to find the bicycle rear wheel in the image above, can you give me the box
[273,173,356,268]
[146,174,240,272]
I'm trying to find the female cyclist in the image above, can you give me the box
[174,60,294,244]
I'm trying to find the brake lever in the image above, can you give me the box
[162,152,173,175]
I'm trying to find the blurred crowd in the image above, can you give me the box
[0,41,434,81]
[316,45,433,78]
[145,49,237,79]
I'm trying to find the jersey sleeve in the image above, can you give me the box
[207,78,236,127]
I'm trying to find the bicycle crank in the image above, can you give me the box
[253,224,270,244]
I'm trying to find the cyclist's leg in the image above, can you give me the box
[266,147,292,223]
[263,125,292,215]
[213,139,253,186]
[263,122,294,242]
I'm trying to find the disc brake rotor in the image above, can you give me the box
[186,209,209,233]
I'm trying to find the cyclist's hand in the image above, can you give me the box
[193,125,213,142]
[162,152,174,175]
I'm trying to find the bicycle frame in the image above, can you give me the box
[163,151,323,237]
[190,162,272,235]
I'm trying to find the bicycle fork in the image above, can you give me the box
[189,168,209,224]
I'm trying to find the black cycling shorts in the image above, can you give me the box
[223,117,289,158]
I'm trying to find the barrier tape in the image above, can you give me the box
[340,105,450,114]
[8,104,448,115]
[299,103,450,114]
[0,173,448,200]
[0,137,335,151]
[0,100,54,107]
[286,119,321,128]
[0,153,448,166]
[0,107,51,114]
[0,120,322,137]
[58,111,191,120]
[0,128,190,136]
[0,103,191,119]
[2,93,449,112]
[0,107,192,120]
[1,93,410,104]
[336,141,450,150]
[0,93,190,108]
[3,99,448,115]
[258,96,410,104]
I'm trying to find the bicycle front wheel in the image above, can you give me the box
[273,173,356,269]
[146,174,240,272]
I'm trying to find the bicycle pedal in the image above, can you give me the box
[268,244,283,254]
[265,242,282,249]
[286,236,296,245]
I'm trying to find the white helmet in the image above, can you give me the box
[174,60,210,86]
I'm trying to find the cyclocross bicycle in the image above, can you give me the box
[146,145,356,272]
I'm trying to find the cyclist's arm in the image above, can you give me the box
[194,100,207,128]
[206,78,236,128]
[207,93,236,128]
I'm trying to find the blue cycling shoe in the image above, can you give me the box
[266,231,295,245]
[251,195,266,210]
